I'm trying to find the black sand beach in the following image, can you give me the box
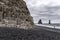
[0,27,60,40]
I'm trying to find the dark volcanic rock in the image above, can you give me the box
[0,0,34,29]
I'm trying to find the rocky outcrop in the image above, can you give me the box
[0,0,34,29]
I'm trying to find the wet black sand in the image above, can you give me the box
[0,27,60,40]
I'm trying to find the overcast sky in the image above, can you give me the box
[24,0,60,23]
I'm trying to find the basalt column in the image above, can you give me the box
[0,0,34,29]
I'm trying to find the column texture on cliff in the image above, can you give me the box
[0,0,34,29]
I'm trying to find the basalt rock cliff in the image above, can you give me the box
[0,0,34,29]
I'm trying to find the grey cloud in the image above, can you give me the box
[25,0,60,23]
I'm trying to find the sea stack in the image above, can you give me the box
[0,0,34,29]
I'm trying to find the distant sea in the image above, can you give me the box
[43,23,60,27]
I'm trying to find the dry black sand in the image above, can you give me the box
[0,27,60,40]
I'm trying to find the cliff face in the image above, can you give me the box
[0,0,34,29]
